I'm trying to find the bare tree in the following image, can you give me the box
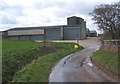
[90,1,120,39]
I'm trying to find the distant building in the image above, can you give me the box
[0,31,7,38]
[0,32,2,37]
[89,30,97,37]
[4,16,87,40]
[67,16,85,26]
[86,28,90,37]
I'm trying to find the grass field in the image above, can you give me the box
[2,39,41,57]
[3,39,42,81]
[2,39,84,82]
[93,50,119,75]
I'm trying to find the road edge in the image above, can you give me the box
[91,57,119,82]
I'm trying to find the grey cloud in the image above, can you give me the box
[54,2,96,18]
[0,1,25,26]
[0,1,8,10]
[72,2,95,14]
[0,2,23,10]
[54,10,74,18]
[1,15,19,24]
[0,0,99,31]
[34,1,66,9]
[0,1,24,16]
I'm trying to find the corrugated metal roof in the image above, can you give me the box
[5,25,81,31]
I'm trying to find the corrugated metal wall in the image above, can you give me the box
[7,26,86,40]
[30,35,44,40]
[9,36,19,39]
[8,35,44,40]
[19,35,30,40]
[45,28,62,40]
[63,27,82,40]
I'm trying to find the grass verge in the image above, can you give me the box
[3,39,84,82]
[2,39,58,82]
[93,49,119,75]
[12,48,82,82]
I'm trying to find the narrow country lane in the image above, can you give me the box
[49,46,116,82]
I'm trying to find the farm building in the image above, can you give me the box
[86,28,90,37]
[4,16,87,40]
[0,31,7,38]
[89,30,97,37]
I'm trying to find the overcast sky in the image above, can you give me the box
[0,0,119,33]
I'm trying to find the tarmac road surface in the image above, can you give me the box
[36,37,117,82]
[49,46,117,82]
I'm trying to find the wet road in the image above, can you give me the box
[49,46,115,82]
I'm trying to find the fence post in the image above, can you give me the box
[118,40,120,56]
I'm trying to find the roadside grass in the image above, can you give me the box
[2,39,42,81]
[12,45,83,82]
[12,49,81,82]
[2,39,58,81]
[93,50,119,75]
[3,39,84,82]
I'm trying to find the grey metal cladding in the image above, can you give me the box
[45,28,62,40]
[19,35,30,40]
[8,35,44,40]
[67,17,76,25]
[63,27,82,40]
[30,35,44,40]
[67,16,84,25]
[8,36,19,39]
